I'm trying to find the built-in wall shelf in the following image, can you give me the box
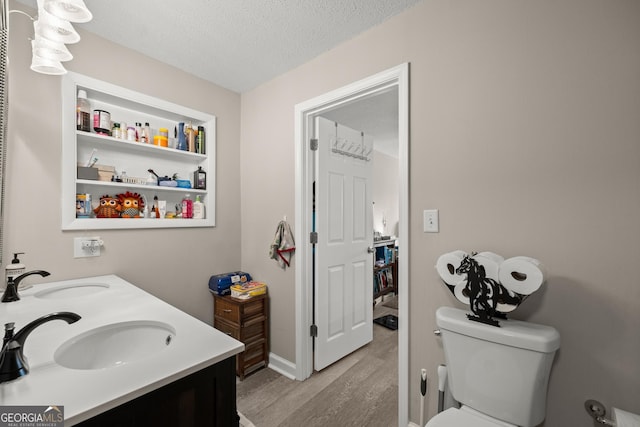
[374,240,397,300]
[61,72,216,230]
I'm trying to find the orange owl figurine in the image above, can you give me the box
[94,195,121,218]
[117,191,145,218]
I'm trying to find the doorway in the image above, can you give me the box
[294,63,409,426]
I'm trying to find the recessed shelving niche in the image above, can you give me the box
[61,72,216,230]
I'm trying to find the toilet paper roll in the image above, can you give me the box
[475,251,505,264]
[473,252,503,282]
[496,296,521,313]
[436,251,468,286]
[498,256,547,296]
[453,280,470,306]
[613,407,640,427]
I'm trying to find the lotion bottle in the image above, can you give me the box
[193,195,205,219]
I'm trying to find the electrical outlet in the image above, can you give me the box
[74,237,102,258]
[423,209,439,233]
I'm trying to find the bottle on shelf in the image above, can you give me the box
[126,126,136,141]
[193,166,206,190]
[135,122,142,142]
[111,123,121,139]
[182,194,193,219]
[193,195,205,219]
[196,126,205,154]
[176,122,187,151]
[76,90,91,132]
[153,195,160,218]
[140,122,151,143]
[186,122,196,152]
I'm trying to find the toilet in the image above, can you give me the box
[427,306,560,427]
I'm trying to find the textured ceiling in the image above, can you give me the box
[15,0,412,154]
[17,0,421,93]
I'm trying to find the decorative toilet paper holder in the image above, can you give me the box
[585,399,615,426]
[435,250,546,327]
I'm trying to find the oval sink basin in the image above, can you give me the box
[55,321,175,370]
[35,283,110,299]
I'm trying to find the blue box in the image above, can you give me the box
[208,271,252,295]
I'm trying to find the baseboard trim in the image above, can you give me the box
[408,422,421,427]
[268,352,297,380]
[238,411,256,427]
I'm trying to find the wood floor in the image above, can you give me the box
[237,302,398,427]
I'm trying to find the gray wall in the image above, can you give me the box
[4,8,242,326]
[239,0,640,425]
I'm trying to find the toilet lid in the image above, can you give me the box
[426,408,506,427]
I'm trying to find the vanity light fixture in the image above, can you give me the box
[2,0,92,75]
[42,0,92,24]
[30,40,66,74]
[33,6,81,44]
[31,35,72,61]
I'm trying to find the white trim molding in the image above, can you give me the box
[294,62,410,427]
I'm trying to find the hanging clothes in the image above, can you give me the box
[270,220,296,269]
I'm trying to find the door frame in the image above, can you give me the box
[294,63,409,426]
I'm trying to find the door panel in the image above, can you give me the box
[314,116,373,371]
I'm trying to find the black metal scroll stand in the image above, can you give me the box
[454,254,522,327]
[466,312,503,327]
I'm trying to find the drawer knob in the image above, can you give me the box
[223,309,232,313]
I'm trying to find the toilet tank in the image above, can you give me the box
[436,307,560,427]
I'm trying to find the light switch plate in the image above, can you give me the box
[423,209,439,233]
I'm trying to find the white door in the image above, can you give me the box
[314,116,374,371]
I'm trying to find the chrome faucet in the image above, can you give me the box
[1,270,50,303]
[0,312,81,383]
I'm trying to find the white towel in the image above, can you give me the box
[270,220,296,269]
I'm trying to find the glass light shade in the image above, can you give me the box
[43,0,92,23]
[32,37,73,62]
[30,54,67,75]
[34,11,80,44]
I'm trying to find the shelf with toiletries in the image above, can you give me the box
[62,72,216,230]
[77,131,208,160]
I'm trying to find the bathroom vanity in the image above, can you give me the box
[0,275,244,426]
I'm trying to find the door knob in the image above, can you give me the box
[367,247,375,254]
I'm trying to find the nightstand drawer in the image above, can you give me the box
[214,298,241,323]
[242,297,267,320]
[214,318,240,340]
[243,317,266,342]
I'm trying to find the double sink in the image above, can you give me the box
[0,275,243,425]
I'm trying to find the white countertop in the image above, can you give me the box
[0,275,244,425]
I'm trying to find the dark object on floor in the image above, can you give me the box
[374,314,398,330]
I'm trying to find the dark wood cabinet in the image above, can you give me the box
[213,293,269,380]
[76,357,239,427]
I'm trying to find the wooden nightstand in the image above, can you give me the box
[213,293,269,380]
